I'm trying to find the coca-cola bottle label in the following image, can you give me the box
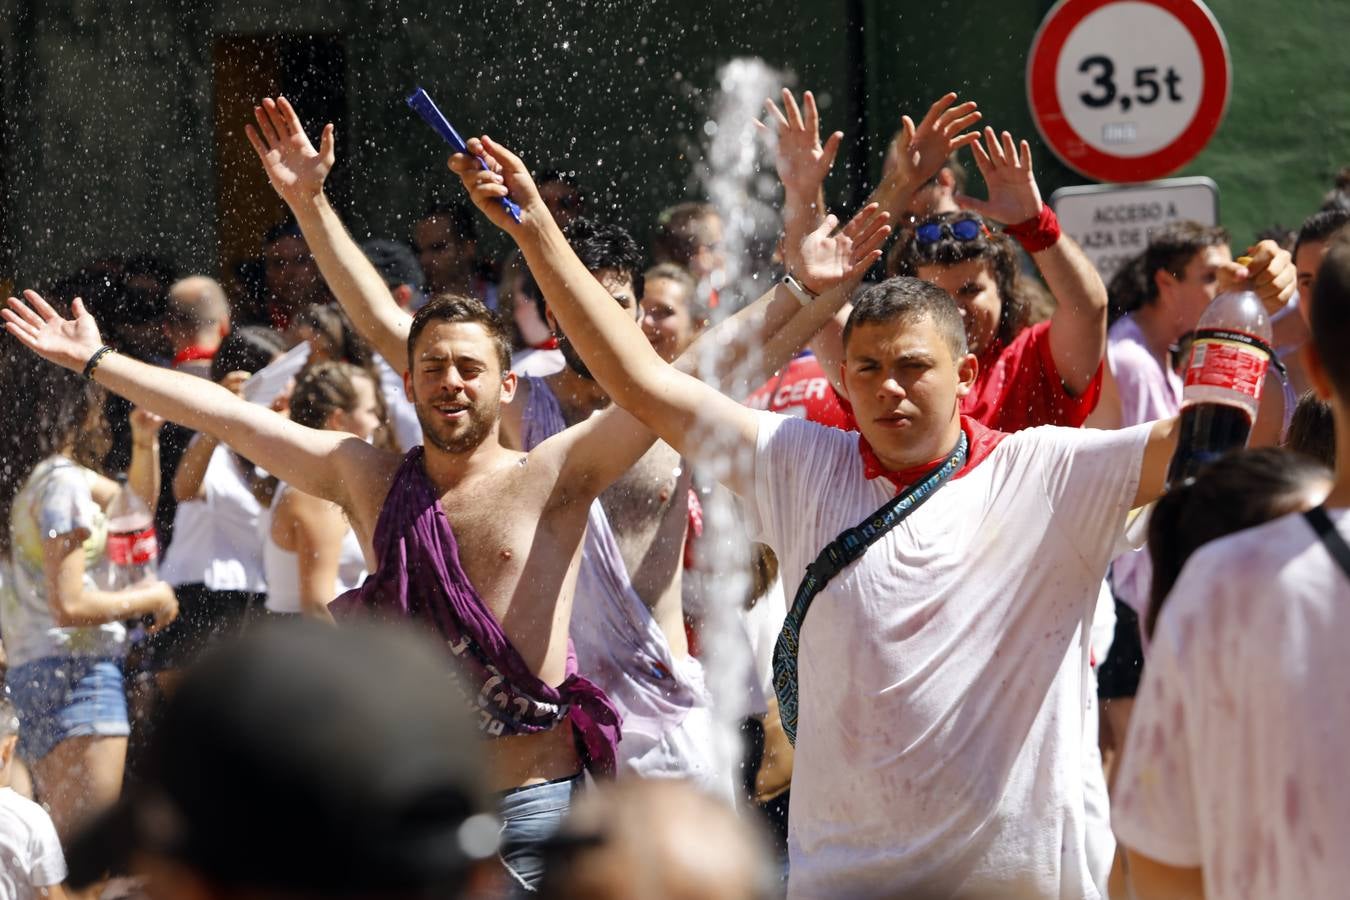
[1183,335,1270,401]
[106,528,158,566]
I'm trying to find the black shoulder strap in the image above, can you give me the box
[773,432,968,744]
[1305,506,1350,581]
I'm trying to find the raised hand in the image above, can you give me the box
[448,135,547,235]
[759,88,843,204]
[956,128,1043,225]
[881,93,982,188]
[129,407,166,443]
[790,203,892,296]
[3,290,105,373]
[245,96,335,208]
[1217,240,1296,314]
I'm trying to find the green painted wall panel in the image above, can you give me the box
[858,0,1350,246]
[0,1,1342,284]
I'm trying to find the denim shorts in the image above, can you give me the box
[9,657,129,762]
[497,773,583,893]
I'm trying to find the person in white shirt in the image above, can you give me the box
[148,326,284,679]
[449,136,1185,899]
[261,362,375,620]
[1112,228,1350,900]
[0,695,66,900]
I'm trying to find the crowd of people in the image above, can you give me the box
[0,81,1342,900]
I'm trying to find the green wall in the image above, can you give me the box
[857,0,1350,247]
[0,0,1344,286]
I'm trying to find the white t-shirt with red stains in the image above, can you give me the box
[1113,508,1350,899]
[745,411,1148,899]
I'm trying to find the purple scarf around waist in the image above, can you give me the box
[330,447,620,776]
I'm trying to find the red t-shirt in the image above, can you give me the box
[744,353,850,430]
[962,320,1102,432]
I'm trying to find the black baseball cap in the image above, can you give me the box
[68,620,499,895]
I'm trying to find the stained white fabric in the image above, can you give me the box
[522,377,730,798]
[1113,508,1350,899]
[744,412,1148,899]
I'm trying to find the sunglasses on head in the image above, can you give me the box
[915,218,987,246]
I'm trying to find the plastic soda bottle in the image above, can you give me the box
[1165,270,1274,488]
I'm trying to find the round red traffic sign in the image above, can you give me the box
[1027,0,1231,183]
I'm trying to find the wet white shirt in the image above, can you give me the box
[1113,508,1350,900]
[744,412,1147,899]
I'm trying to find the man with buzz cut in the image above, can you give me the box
[449,130,1189,899]
[3,95,887,892]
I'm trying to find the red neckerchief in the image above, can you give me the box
[172,344,217,367]
[531,337,560,351]
[857,414,1008,494]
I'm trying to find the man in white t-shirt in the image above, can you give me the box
[0,696,67,900]
[1112,228,1350,899]
[449,137,1182,898]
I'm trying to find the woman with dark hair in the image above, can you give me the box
[0,322,178,840]
[260,361,379,621]
[1145,447,1331,640]
[1286,390,1336,469]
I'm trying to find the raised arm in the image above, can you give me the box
[246,96,412,370]
[957,128,1106,395]
[685,203,889,396]
[864,93,981,226]
[452,138,763,495]
[505,197,885,500]
[794,96,982,396]
[3,292,381,509]
[1134,416,1181,508]
[758,89,841,251]
[126,408,164,513]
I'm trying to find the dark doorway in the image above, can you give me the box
[213,34,348,324]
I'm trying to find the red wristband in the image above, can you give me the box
[1003,205,1061,254]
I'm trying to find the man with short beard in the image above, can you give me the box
[223,96,885,884]
[244,96,888,799]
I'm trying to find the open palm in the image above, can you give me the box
[793,203,891,295]
[760,89,842,201]
[956,128,1043,225]
[883,93,981,187]
[245,96,335,206]
[3,290,105,373]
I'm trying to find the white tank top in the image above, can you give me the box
[260,484,366,614]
